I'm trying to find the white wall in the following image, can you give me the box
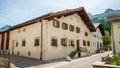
[112,22,120,53]
[43,13,92,60]
[91,28,103,53]
[9,22,42,59]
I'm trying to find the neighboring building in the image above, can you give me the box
[0,30,10,53]
[0,7,96,60]
[106,14,120,53]
[91,23,105,53]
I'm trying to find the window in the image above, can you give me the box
[18,30,20,33]
[76,27,80,33]
[62,22,68,30]
[61,38,67,46]
[85,32,88,36]
[34,38,39,46]
[53,20,60,28]
[22,39,26,46]
[51,38,58,46]
[28,51,31,56]
[16,41,18,47]
[69,25,74,31]
[69,40,75,47]
[23,28,26,32]
[83,40,86,46]
[87,41,90,46]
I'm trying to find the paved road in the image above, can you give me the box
[10,51,112,68]
[45,51,112,68]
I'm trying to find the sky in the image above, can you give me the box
[0,0,120,27]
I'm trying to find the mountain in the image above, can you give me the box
[88,13,93,17]
[0,25,11,32]
[89,8,120,23]
[88,8,120,34]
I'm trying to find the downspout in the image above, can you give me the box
[111,23,116,54]
[40,20,43,60]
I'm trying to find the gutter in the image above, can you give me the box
[40,20,43,60]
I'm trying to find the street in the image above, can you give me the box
[21,51,112,68]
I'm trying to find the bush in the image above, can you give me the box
[106,52,120,66]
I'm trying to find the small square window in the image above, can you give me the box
[51,38,58,47]
[87,41,90,46]
[61,38,67,46]
[53,20,60,28]
[16,41,18,47]
[34,38,39,46]
[69,25,74,31]
[22,39,26,46]
[83,40,86,46]
[76,27,80,33]
[69,40,75,47]
[23,28,26,32]
[85,32,88,36]
[62,22,68,30]
[18,30,20,33]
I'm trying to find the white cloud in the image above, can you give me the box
[0,0,120,27]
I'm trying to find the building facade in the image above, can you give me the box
[91,23,105,53]
[106,14,120,53]
[0,7,96,60]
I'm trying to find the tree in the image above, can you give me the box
[103,32,111,50]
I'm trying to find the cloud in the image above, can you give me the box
[0,0,120,27]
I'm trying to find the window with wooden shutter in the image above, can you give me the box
[85,32,88,36]
[76,27,80,33]
[53,20,60,28]
[83,40,86,46]
[61,38,67,46]
[34,38,39,46]
[87,41,90,46]
[69,25,74,31]
[51,38,58,46]
[69,40,75,47]
[62,22,68,30]
[22,39,25,46]
[16,41,18,47]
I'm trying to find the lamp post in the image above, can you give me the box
[8,50,12,68]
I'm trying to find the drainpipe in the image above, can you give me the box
[111,23,116,54]
[40,20,43,60]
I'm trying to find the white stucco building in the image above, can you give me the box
[91,23,105,53]
[0,7,96,60]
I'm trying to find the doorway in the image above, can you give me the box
[76,40,81,57]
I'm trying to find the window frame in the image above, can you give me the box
[62,22,68,30]
[51,38,58,47]
[76,27,80,33]
[69,25,74,31]
[85,32,88,36]
[22,39,26,47]
[34,37,39,46]
[83,40,86,46]
[87,41,90,46]
[53,19,60,28]
[61,38,67,46]
[16,41,18,47]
